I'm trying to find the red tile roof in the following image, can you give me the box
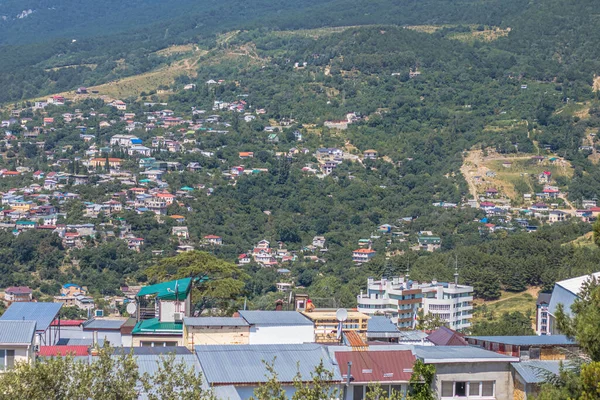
[38,345,89,357]
[335,350,415,383]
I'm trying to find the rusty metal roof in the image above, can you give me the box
[335,350,415,383]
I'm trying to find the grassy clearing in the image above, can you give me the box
[473,289,538,324]
[448,26,510,43]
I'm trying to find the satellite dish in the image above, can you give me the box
[126,303,137,315]
[336,308,348,322]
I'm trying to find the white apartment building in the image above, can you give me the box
[357,276,474,331]
[109,134,139,147]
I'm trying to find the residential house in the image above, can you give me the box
[109,134,138,148]
[237,310,314,345]
[204,235,222,245]
[88,158,123,169]
[4,287,33,303]
[183,317,250,349]
[548,210,567,223]
[416,235,442,252]
[427,326,468,346]
[132,278,193,347]
[547,272,600,334]
[363,149,378,160]
[538,171,552,184]
[414,346,519,400]
[312,236,326,248]
[512,360,562,400]
[466,335,577,361]
[0,302,62,346]
[485,188,499,198]
[300,309,368,344]
[352,248,377,264]
[0,320,37,371]
[172,226,189,240]
[335,349,415,399]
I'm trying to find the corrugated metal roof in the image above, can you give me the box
[397,331,428,342]
[0,320,36,344]
[413,345,520,363]
[83,318,127,330]
[184,317,249,327]
[134,354,200,376]
[467,335,575,346]
[367,317,398,333]
[428,327,468,346]
[113,346,191,356]
[0,302,62,332]
[555,272,600,295]
[39,345,89,357]
[132,318,183,334]
[238,310,313,326]
[335,350,415,383]
[195,344,342,384]
[512,360,563,383]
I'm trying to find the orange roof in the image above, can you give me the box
[353,248,376,254]
[239,152,253,156]
[3,171,19,175]
[204,235,221,239]
[156,193,175,198]
[170,215,185,219]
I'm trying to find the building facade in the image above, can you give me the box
[356,276,474,331]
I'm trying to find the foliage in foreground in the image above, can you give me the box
[0,346,215,400]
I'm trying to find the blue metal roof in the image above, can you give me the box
[512,360,563,383]
[238,310,313,326]
[467,335,575,346]
[413,346,520,363]
[0,302,62,332]
[184,317,249,327]
[367,316,399,333]
[0,320,36,344]
[195,344,342,384]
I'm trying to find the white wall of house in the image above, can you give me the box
[0,345,34,372]
[248,325,314,344]
[432,362,513,400]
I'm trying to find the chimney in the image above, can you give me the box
[275,299,283,311]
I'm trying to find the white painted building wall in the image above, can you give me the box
[248,325,314,345]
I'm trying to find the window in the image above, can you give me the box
[0,349,15,370]
[530,347,541,360]
[455,382,467,397]
[353,385,364,400]
[482,381,494,396]
[441,382,453,397]
[468,382,481,396]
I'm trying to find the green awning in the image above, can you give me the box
[136,277,192,301]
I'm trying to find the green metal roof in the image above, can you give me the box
[136,277,192,301]
[132,318,183,334]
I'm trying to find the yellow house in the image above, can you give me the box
[300,309,370,344]
[89,158,123,168]
[183,317,250,349]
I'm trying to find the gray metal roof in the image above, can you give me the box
[238,311,313,326]
[398,330,429,342]
[0,302,62,332]
[113,346,191,356]
[512,360,563,383]
[134,354,201,376]
[184,317,249,327]
[57,338,105,347]
[467,335,575,346]
[213,385,242,400]
[413,345,520,363]
[0,320,36,344]
[195,343,342,384]
[82,318,127,330]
